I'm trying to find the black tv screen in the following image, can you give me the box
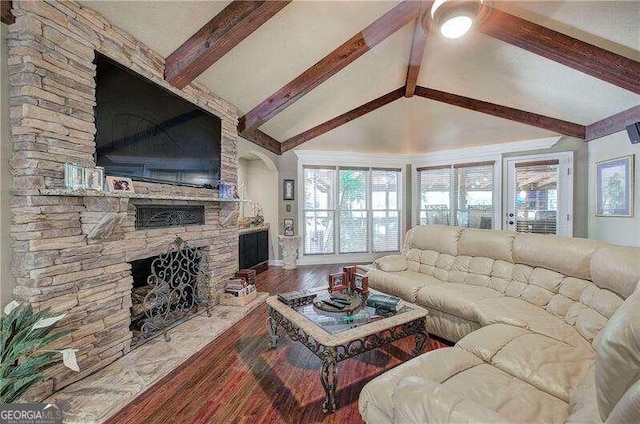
[94,54,221,187]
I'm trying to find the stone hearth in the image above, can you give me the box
[7,0,241,399]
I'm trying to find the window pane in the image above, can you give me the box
[303,211,334,254]
[339,169,368,253]
[515,163,558,235]
[371,170,398,210]
[455,164,494,228]
[304,168,335,210]
[339,210,367,253]
[419,168,451,225]
[373,210,399,252]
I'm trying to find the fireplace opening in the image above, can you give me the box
[129,237,210,347]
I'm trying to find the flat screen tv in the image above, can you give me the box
[94,54,221,188]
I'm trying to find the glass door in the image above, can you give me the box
[504,153,573,236]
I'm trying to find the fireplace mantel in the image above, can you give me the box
[25,189,251,203]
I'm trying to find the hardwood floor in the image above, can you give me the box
[107,265,449,424]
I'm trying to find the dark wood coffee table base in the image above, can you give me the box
[266,305,429,413]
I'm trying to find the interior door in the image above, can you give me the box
[504,153,573,237]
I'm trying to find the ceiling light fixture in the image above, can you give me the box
[429,0,485,39]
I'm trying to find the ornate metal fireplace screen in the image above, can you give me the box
[131,236,211,344]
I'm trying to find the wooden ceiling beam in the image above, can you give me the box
[241,129,282,155]
[281,87,405,152]
[1,0,15,25]
[585,106,640,142]
[478,7,640,95]
[238,0,422,134]
[405,14,429,98]
[165,1,290,89]
[415,86,586,138]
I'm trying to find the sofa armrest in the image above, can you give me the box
[374,255,408,272]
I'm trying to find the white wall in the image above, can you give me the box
[237,137,280,261]
[244,159,279,260]
[1,23,15,307]
[588,131,640,247]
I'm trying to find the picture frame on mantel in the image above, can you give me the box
[283,179,295,201]
[596,154,634,217]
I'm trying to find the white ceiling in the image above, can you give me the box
[82,1,640,154]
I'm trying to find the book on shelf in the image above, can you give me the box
[366,293,403,312]
[224,284,255,297]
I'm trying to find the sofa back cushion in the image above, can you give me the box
[595,283,640,422]
[458,228,516,263]
[513,233,607,280]
[591,246,640,299]
[404,225,462,256]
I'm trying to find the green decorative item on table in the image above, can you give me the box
[1,301,80,403]
[366,294,404,312]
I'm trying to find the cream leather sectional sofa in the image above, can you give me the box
[358,225,640,423]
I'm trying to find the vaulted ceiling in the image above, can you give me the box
[81,1,640,155]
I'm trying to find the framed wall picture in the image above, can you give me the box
[283,179,295,201]
[105,176,134,193]
[283,218,294,236]
[596,155,634,217]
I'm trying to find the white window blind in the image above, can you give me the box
[418,162,494,228]
[338,168,368,253]
[303,167,335,255]
[454,162,494,229]
[372,169,400,252]
[302,166,402,255]
[418,166,451,225]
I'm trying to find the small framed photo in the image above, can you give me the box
[596,155,634,217]
[283,179,294,201]
[83,167,104,191]
[353,273,369,297]
[64,163,85,190]
[328,272,348,293]
[283,218,294,236]
[105,176,134,193]
[219,183,239,199]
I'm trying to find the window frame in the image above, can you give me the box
[417,161,496,229]
[301,165,403,256]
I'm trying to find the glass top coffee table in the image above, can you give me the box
[265,289,429,413]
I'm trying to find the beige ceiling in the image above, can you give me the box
[82,1,640,154]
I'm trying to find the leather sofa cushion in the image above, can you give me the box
[595,283,640,421]
[590,245,640,299]
[359,347,482,421]
[424,308,481,342]
[457,324,594,402]
[367,269,441,303]
[474,297,586,344]
[513,233,606,280]
[458,228,516,263]
[443,364,569,423]
[415,283,503,322]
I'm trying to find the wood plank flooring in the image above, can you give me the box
[107,265,449,424]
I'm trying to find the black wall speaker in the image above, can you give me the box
[627,122,640,144]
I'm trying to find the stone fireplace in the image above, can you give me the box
[6,0,240,399]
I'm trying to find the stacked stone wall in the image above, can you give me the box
[6,0,239,399]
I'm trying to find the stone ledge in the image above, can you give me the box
[23,188,252,202]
